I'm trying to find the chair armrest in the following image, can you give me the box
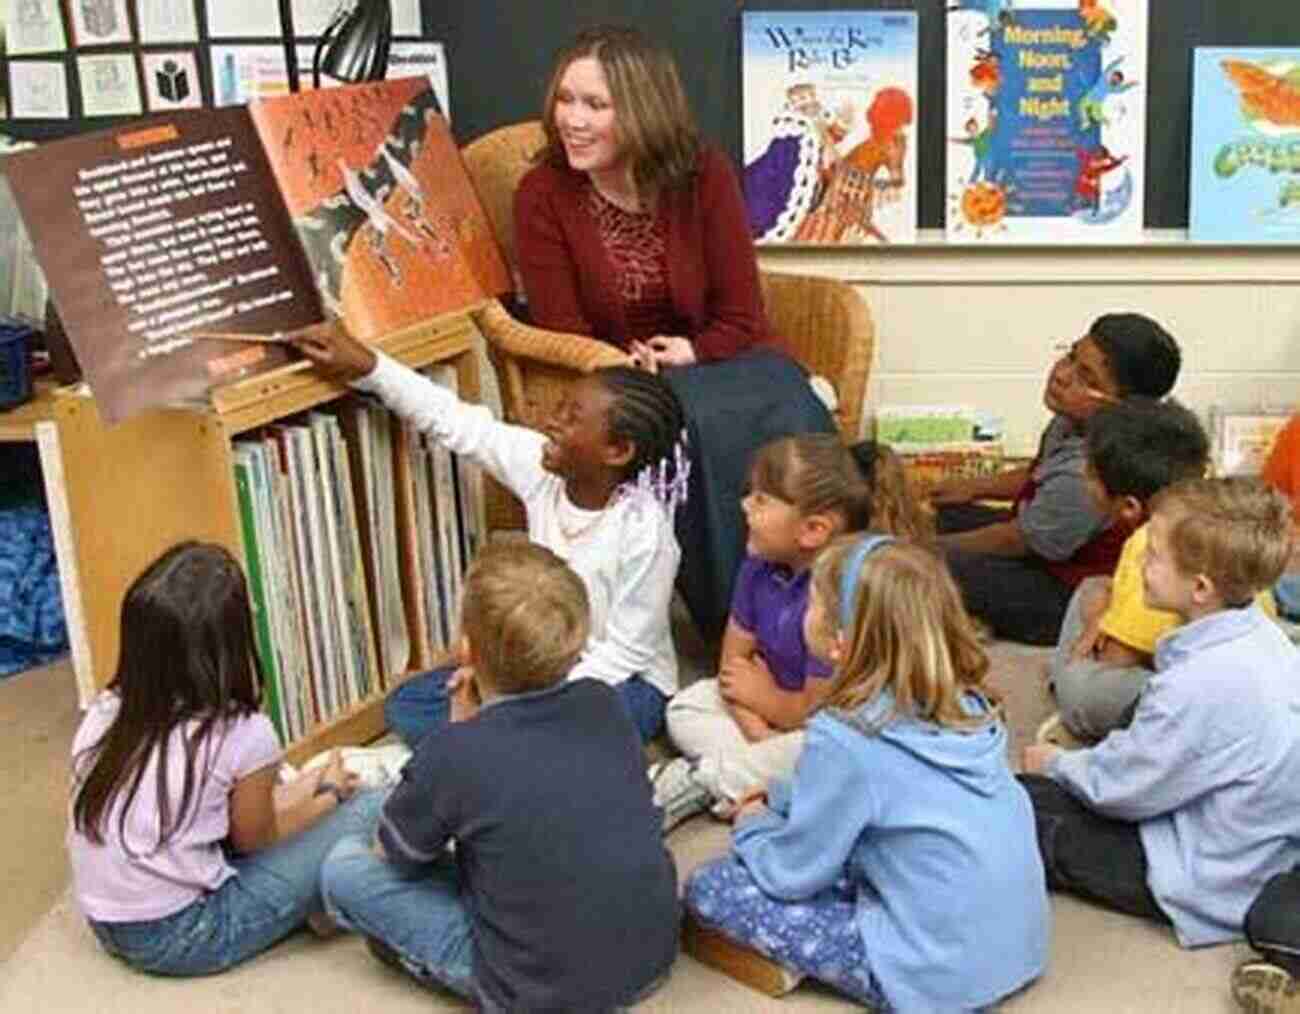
[472,300,630,373]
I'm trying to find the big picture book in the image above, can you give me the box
[3,75,509,423]
[741,9,918,245]
[945,0,1147,243]
[1189,47,1300,244]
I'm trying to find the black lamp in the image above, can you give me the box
[312,0,392,89]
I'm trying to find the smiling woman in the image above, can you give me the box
[513,26,839,640]
[515,24,779,370]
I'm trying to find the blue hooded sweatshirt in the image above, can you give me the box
[733,691,1049,1013]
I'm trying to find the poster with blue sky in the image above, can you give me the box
[742,10,917,245]
[1189,48,1300,244]
[946,0,1146,242]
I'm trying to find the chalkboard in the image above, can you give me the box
[4,1,1298,229]
[428,0,1300,230]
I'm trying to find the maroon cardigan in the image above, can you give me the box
[513,145,781,362]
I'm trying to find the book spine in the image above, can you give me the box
[233,453,287,743]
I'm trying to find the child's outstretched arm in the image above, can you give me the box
[293,324,550,504]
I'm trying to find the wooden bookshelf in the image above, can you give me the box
[0,377,60,443]
[51,311,480,764]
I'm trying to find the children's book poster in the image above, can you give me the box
[946,0,1146,243]
[742,10,918,245]
[1189,48,1300,244]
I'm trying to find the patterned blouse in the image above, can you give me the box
[584,184,678,341]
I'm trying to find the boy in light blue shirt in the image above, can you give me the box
[1021,477,1300,948]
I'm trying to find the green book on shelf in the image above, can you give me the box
[233,453,287,744]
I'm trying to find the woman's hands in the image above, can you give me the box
[290,321,378,381]
[628,335,696,373]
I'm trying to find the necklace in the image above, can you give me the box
[590,177,646,215]
[553,481,619,541]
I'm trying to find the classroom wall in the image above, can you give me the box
[757,239,1300,454]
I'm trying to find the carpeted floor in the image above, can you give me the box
[0,642,1251,1012]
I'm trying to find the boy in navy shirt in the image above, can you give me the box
[321,543,678,1010]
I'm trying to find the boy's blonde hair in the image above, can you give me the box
[749,434,874,532]
[540,25,701,197]
[459,542,590,694]
[1150,477,1292,605]
[852,441,935,541]
[812,537,993,730]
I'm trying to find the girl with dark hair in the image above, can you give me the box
[293,325,688,744]
[68,542,382,976]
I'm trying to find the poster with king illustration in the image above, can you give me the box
[945,0,1146,243]
[742,10,918,245]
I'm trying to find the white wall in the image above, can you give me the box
[759,232,1300,456]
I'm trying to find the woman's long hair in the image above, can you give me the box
[71,542,263,850]
[812,538,995,730]
[539,25,701,197]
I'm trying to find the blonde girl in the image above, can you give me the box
[683,536,1049,1011]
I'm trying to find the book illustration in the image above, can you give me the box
[137,0,198,44]
[741,10,918,245]
[1210,407,1293,477]
[1189,48,1300,243]
[3,77,507,423]
[78,54,144,118]
[946,0,1146,242]
[249,77,509,340]
[9,60,69,118]
[213,45,292,107]
[7,0,66,56]
[70,0,131,46]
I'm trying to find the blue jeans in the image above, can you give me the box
[685,856,885,1008]
[321,833,477,1000]
[89,789,386,976]
[385,666,668,747]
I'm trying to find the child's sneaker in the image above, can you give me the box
[649,757,712,834]
[1035,712,1089,751]
[1231,959,1300,1013]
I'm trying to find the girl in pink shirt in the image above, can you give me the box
[67,542,383,976]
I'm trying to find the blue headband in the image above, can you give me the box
[838,534,896,629]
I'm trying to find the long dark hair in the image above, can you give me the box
[71,542,264,849]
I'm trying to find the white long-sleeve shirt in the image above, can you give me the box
[355,354,680,697]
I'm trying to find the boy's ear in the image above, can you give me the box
[1116,494,1145,526]
[457,634,477,668]
[1190,572,1219,608]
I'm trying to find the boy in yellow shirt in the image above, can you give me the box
[1042,398,1273,743]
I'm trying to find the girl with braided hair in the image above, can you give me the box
[293,328,688,744]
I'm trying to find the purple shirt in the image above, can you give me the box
[730,555,833,691]
[67,692,282,922]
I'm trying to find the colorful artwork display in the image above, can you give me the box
[946,0,1147,242]
[741,10,918,245]
[1189,48,1300,244]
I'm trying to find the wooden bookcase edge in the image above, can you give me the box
[53,308,483,763]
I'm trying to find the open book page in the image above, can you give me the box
[2,107,324,423]
[247,76,511,341]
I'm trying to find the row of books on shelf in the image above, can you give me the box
[232,365,481,745]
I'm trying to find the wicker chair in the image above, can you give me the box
[461,121,875,530]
